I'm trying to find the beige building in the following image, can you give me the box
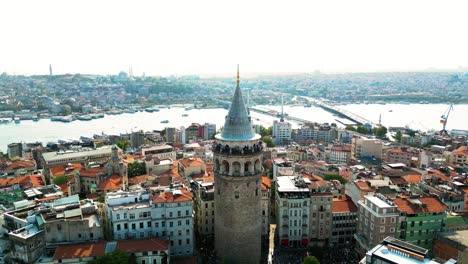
[352,138,383,160]
[384,147,420,167]
[41,196,104,244]
[449,146,468,165]
[329,144,352,164]
[306,174,333,247]
[261,176,271,237]
[178,157,206,178]
[141,144,176,160]
[355,194,399,255]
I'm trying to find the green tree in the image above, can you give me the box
[374,126,388,138]
[356,126,369,134]
[88,250,130,264]
[53,175,68,185]
[127,162,146,178]
[259,126,273,137]
[323,174,347,184]
[303,256,320,264]
[345,125,356,131]
[116,140,131,150]
[262,136,275,147]
[395,131,402,142]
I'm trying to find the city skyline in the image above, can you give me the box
[1,0,468,76]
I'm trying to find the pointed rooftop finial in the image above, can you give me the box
[216,65,260,141]
[237,64,240,86]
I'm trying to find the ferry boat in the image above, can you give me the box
[182,114,189,117]
[184,107,193,111]
[160,120,169,123]
[77,115,92,121]
[145,107,160,113]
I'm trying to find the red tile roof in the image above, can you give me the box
[354,180,375,192]
[50,163,83,177]
[262,177,271,191]
[117,238,169,253]
[0,174,45,188]
[453,146,468,156]
[128,174,149,185]
[2,160,36,171]
[53,242,106,260]
[402,174,422,184]
[332,195,358,213]
[394,196,447,214]
[152,188,193,204]
[80,167,106,178]
[97,174,125,191]
[179,158,204,168]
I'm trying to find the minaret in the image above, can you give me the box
[49,64,53,76]
[214,65,263,263]
[280,94,284,122]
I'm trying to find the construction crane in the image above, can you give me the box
[440,104,454,132]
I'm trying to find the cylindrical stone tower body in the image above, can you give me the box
[214,66,263,263]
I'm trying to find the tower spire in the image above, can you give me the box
[280,95,284,122]
[216,65,259,141]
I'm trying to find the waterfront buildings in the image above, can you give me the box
[293,124,338,146]
[384,147,420,167]
[213,68,263,263]
[273,119,292,146]
[7,143,22,159]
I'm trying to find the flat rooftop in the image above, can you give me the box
[277,176,309,193]
[442,230,468,247]
[365,195,395,208]
[42,146,114,162]
[369,244,438,264]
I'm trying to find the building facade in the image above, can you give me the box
[213,69,263,263]
[355,194,399,255]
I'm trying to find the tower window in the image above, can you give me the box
[235,192,239,199]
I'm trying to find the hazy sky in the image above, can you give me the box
[1,0,468,76]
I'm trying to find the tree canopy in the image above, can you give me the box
[303,256,320,264]
[53,175,68,185]
[323,174,347,184]
[262,136,275,147]
[373,126,388,138]
[128,162,146,178]
[88,250,134,264]
[115,140,131,151]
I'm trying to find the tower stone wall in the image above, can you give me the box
[213,66,263,264]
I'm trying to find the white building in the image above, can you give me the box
[275,175,311,247]
[105,188,194,257]
[273,120,292,146]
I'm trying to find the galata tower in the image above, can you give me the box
[214,66,263,263]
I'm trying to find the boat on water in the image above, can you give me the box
[14,117,20,123]
[32,116,39,121]
[184,107,193,111]
[77,115,93,121]
[123,109,137,114]
[145,107,160,113]
[182,114,189,117]
[389,110,393,112]
[0,118,12,124]
[160,120,169,123]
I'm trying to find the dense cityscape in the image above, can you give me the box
[0,67,466,264]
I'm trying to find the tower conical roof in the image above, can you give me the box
[216,67,259,141]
